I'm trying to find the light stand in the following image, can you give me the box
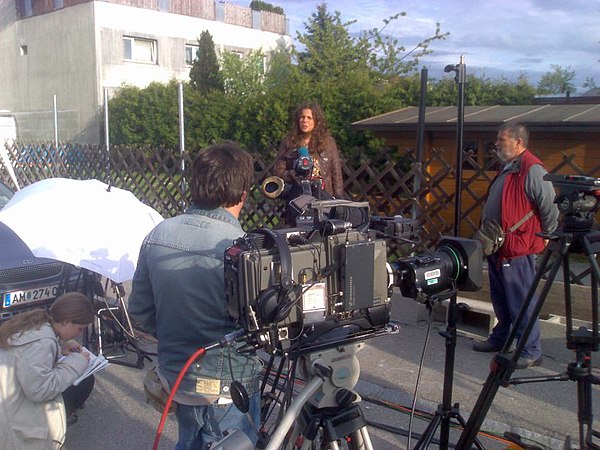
[412,291,485,450]
[413,57,480,450]
[81,269,151,369]
[444,56,466,237]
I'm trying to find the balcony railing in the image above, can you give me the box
[18,0,288,35]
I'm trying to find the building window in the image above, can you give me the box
[23,0,32,17]
[185,44,198,66]
[123,36,157,64]
[20,45,28,56]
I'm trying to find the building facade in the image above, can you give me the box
[0,0,290,143]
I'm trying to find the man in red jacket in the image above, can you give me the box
[473,122,558,369]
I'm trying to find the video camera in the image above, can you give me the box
[544,174,600,231]
[261,147,328,203]
[224,197,483,355]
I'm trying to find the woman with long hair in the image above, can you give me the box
[0,292,95,450]
[274,101,347,199]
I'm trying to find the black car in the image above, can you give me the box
[0,180,85,320]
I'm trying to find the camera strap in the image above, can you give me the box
[250,228,293,290]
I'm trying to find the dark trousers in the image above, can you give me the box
[487,253,542,359]
[63,375,95,416]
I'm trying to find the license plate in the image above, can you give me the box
[3,285,60,308]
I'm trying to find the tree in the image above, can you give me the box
[189,30,223,94]
[249,0,284,15]
[108,81,179,146]
[537,64,577,95]
[220,49,266,98]
[582,76,597,90]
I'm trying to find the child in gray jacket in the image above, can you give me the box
[0,292,95,450]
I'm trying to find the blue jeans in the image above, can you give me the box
[487,253,542,359]
[174,393,260,450]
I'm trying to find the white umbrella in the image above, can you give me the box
[0,178,163,282]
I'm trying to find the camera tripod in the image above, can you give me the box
[457,224,600,449]
[412,292,485,450]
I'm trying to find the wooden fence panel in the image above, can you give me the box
[1,139,598,282]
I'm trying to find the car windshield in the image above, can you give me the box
[0,180,14,209]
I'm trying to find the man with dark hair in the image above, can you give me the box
[473,122,558,369]
[129,142,261,449]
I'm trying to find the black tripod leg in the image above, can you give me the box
[453,410,486,450]
[413,411,443,450]
[457,238,567,449]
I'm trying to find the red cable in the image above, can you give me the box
[152,346,207,450]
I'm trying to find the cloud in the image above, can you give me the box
[270,0,600,89]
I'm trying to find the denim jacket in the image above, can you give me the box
[128,206,261,402]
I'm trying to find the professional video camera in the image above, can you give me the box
[224,197,483,355]
[544,174,600,231]
[261,147,329,202]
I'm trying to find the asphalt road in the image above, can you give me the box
[62,292,599,450]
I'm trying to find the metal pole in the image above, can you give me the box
[178,82,187,210]
[412,67,428,220]
[53,94,59,144]
[104,87,110,150]
[449,56,466,237]
[178,82,185,161]
[104,87,112,188]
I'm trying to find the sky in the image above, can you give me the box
[270,0,600,93]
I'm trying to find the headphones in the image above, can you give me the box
[251,228,302,326]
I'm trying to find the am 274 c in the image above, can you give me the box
[4,285,59,307]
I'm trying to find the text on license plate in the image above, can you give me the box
[3,285,60,308]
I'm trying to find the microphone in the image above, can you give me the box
[294,146,313,177]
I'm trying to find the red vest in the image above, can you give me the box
[499,150,545,259]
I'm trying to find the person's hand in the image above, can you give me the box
[61,340,82,356]
[61,340,90,360]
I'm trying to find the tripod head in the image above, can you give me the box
[297,341,363,409]
[544,174,600,232]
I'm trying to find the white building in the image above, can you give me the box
[0,0,290,143]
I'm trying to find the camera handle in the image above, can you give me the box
[458,228,600,450]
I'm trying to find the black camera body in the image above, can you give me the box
[224,223,391,352]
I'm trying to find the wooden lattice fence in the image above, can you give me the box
[1,140,599,272]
